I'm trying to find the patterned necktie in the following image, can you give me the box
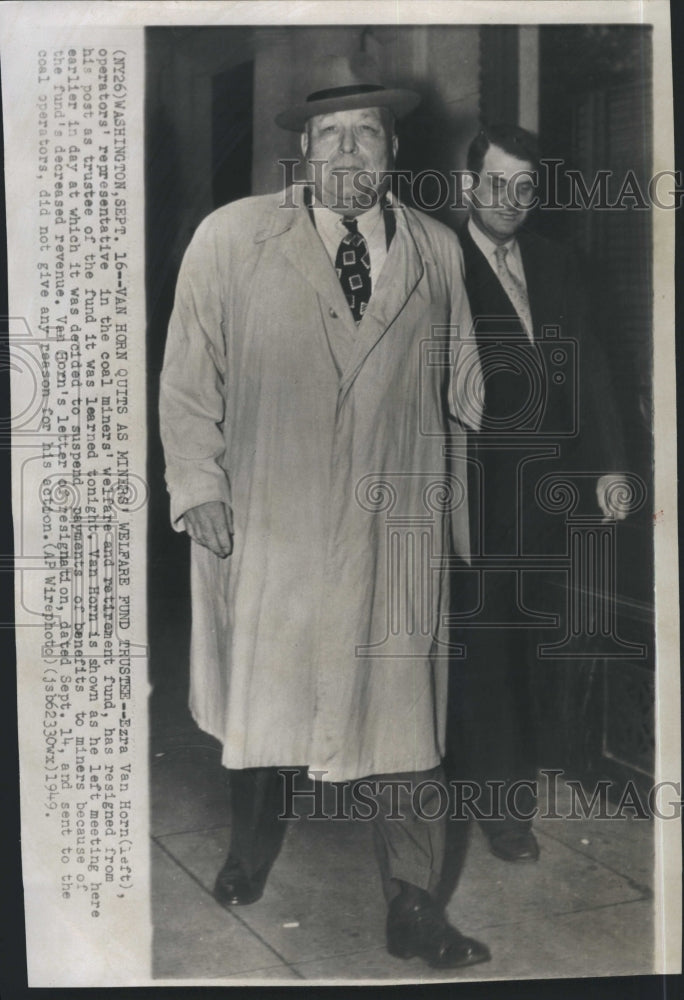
[494,244,533,341]
[335,216,372,324]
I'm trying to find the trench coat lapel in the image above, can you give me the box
[338,208,426,403]
[256,200,358,339]
[256,198,427,398]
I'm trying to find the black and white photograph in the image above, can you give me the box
[1,0,680,990]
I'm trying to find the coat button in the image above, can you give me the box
[329,307,338,318]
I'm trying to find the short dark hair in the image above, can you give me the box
[467,123,540,178]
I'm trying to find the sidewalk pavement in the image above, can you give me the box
[150,706,655,984]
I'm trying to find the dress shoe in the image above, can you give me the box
[488,829,540,862]
[386,889,490,969]
[213,855,269,907]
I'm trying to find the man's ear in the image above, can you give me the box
[300,130,309,158]
[392,134,398,161]
[462,170,480,210]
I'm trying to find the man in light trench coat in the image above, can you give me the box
[159,54,489,969]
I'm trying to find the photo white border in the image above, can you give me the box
[1,0,678,985]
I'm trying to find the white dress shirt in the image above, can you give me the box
[311,196,389,290]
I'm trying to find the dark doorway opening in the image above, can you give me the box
[533,26,655,791]
[212,61,254,208]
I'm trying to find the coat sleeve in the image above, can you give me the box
[446,236,483,432]
[159,216,232,530]
[563,249,626,473]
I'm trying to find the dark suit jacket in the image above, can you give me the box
[457,224,625,555]
[458,223,624,473]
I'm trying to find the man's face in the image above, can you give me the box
[468,143,536,244]
[301,107,398,215]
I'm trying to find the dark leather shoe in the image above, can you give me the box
[213,856,269,907]
[488,829,540,862]
[386,890,490,969]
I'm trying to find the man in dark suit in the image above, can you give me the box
[446,124,628,862]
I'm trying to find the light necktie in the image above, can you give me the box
[494,244,533,340]
[335,216,372,324]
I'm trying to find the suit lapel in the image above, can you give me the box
[517,234,544,335]
[459,226,525,335]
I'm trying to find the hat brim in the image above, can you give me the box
[275,88,420,131]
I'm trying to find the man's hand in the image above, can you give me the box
[184,501,233,558]
[596,474,630,522]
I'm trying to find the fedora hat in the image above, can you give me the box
[275,52,420,131]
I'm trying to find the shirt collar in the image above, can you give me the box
[311,193,383,243]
